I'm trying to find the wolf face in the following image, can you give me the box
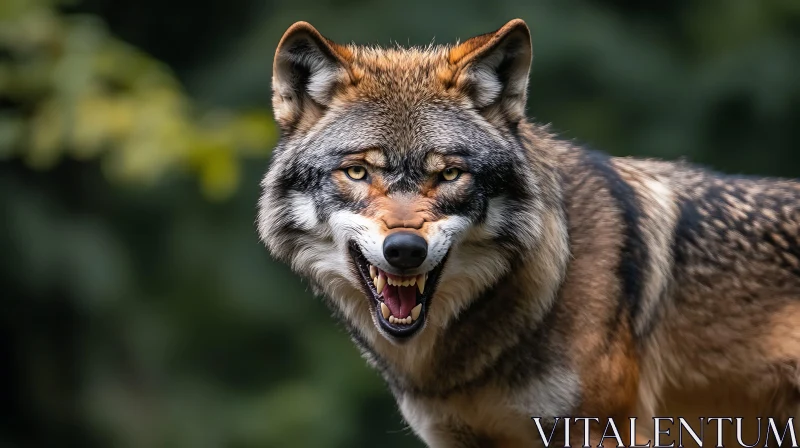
[257,20,561,343]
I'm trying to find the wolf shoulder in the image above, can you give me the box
[561,148,800,264]
[624,155,800,266]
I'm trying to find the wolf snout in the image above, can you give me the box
[383,232,427,269]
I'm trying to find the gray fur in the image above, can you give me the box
[259,20,800,447]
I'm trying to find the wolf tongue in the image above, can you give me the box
[381,284,416,318]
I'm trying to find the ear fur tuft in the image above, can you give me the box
[272,22,352,128]
[449,19,533,119]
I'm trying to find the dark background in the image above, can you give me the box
[1,0,799,447]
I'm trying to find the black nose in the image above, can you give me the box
[383,232,428,269]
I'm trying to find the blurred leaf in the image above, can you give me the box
[0,0,276,199]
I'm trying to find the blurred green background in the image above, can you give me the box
[1,0,799,447]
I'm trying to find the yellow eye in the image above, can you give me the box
[441,167,461,182]
[345,165,367,180]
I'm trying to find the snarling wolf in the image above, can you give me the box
[257,19,800,447]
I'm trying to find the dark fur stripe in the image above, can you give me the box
[672,185,712,270]
[582,150,649,323]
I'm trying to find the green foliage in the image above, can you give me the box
[1,1,799,448]
[0,0,275,200]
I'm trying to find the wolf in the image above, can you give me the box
[257,19,800,447]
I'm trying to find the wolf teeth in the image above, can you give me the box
[382,273,427,289]
[383,303,422,325]
[411,303,422,320]
[369,265,428,294]
[375,272,386,294]
[388,315,413,325]
[387,276,414,287]
[380,302,390,319]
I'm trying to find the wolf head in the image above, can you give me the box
[258,19,566,345]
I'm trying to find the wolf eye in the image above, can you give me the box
[345,166,367,180]
[441,167,461,182]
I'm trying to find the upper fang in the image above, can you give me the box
[375,272,386,294]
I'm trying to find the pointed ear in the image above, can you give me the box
[448,19,532,120]
[272,22,353,129]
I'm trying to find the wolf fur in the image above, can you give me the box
[257,19,800,447]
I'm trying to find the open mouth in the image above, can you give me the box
[349,242,446,339]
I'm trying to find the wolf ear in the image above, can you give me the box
[272,22,353,129]
[448,19,532,120]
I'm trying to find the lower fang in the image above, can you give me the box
[380,302,390,319]
[411,304,422,321]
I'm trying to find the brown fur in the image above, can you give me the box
[261,19,800,447]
